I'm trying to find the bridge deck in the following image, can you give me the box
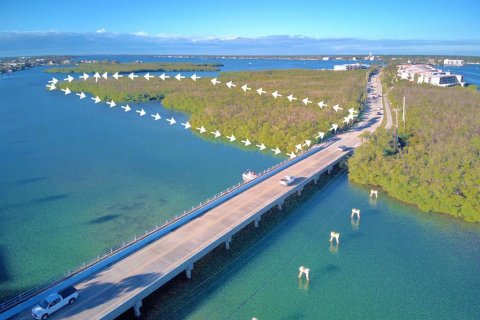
[10,72,383,320]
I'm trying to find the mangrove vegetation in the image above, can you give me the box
[59,69,369,151]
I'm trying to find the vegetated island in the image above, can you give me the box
[58,68,370,151]
[46,62,222,74]
[349,64,480,222]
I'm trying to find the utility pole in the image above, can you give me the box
[393,107,400,148]
[402,96,406,128]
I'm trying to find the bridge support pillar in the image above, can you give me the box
[225,236,232,250]
[278,201,284,210]
[327,166,333,174]
[314,176,319,184]
[133,300,142,318]
[254,216,261,228]
[297,189,302,196]
[186,263,193,280]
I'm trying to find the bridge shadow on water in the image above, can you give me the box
[116,166,346,320]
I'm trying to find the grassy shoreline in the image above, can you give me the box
[58,69,369,151]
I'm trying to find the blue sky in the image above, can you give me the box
[1,0,479,56]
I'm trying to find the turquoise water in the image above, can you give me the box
[1,59,479,320]
[142,175,480,320]
[0,66,279,299]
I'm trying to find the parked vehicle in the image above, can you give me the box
[280,175,295,186]
[32,286,79,319]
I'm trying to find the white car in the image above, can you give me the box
[280,175,295,186]
[32,286,78,319]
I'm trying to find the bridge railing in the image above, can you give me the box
[0,143,321,314]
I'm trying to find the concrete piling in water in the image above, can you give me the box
[351,208,361,219]
[329,231,340,244]
[370,189,378,198]
[298,266,310,281]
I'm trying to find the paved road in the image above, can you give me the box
[12,72,384,320]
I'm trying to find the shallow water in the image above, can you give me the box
[143,175,480,320]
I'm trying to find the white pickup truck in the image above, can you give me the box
[31,286,79,319]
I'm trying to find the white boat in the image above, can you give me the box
[242,170,258,182]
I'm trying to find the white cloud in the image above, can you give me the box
[96,28,107,34]
[132,31,149,36]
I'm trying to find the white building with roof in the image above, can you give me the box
[444,59,464,66]
[397,64,465,87]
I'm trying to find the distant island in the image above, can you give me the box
[349,64,480,222]
[58,68,370,151]
[46,62,223,74]
[0,55,71,74]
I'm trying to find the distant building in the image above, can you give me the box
[322,57,330,61]
[397,64,465,87]
[334,63,370,71]
[444,59,464,66]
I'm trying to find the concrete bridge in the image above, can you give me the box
[3,71,383,320]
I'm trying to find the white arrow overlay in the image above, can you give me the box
[76,92,86,99]
[317,101,327,109]
[79,73,89,80]
[101,72,108,80]
[151,113,161,121]
[136,108,146,116]
[227,134,236,142]
[121,105,131,112]
[181,121,191,129]
[48,77,59,84]
[191,74,201,81]
[107,100,116,108]
[332,104,343,112]
[128,72,139,80]
[91,96,101,103]
[295,144,303,152]
[271,91,282,99]
[175,73,185,81]
[330,123,339,132]
[166,117,176,125]
[287,151,296,159]
[256,88,266,95]
[196,126,206,133]
[256,143,266,150]
[241,138,251,146]
[287,94,297,102]
[211,130,221,138]
[226,81,236,89]
[112,72,123,80]
[211,78,221,85]
[316,132,325,140]
[241,84,251,92]
[64,75,74,83]
[61,87,71,95]
[144,73,154,80]
[93,72,101,82]
[271,147,281,155]
[303,140,312,147]
[302,97,312,105]
[159,73,170,81]
[46,83,56,90]
[343,116,351,124]
[348,107,358,114]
